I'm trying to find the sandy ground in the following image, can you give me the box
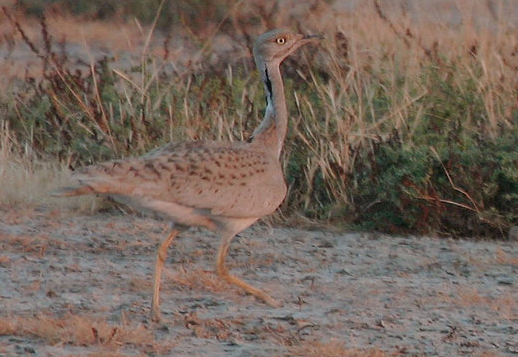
[0,208,517,356]
[2,1,518,356]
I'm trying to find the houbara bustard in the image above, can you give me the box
[55,29,320,322]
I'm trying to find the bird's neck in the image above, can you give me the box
[250,62,288,159]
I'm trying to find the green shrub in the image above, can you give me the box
[346,131,518,237]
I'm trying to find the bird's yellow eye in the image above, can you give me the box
[276,37,286,45]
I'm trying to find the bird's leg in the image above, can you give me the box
[151,228,179,322]
[216,232,282,307]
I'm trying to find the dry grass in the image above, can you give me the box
[0,122,96,210]
[181,311,235,340]
[295,0,518,198]
[168,267,241,297]
[0,157,80,208]
[0,313,164,352]
[290,339,388,357]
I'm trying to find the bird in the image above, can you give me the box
[54,28,320,322]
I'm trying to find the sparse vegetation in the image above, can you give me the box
[0,313,163,355]
[1,0,518,237]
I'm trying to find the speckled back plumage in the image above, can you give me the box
[65,140,286,220]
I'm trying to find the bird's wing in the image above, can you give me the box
[69,141,287,218]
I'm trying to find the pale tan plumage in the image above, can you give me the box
[70,142,285,219]
[55,29,320,322]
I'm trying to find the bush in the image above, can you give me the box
[347,131,518,237]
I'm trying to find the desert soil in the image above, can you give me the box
[0,208,517,356]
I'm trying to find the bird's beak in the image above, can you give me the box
[295,33,323,49]
[302,33,324,43]
[289,33,321,54]
[304,33,324,40]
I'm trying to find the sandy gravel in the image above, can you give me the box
[1,208,517,356]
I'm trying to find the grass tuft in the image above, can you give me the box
[0,313,160,350]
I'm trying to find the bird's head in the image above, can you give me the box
[253,29,321,68]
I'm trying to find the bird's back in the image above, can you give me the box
[58,140,287,221]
